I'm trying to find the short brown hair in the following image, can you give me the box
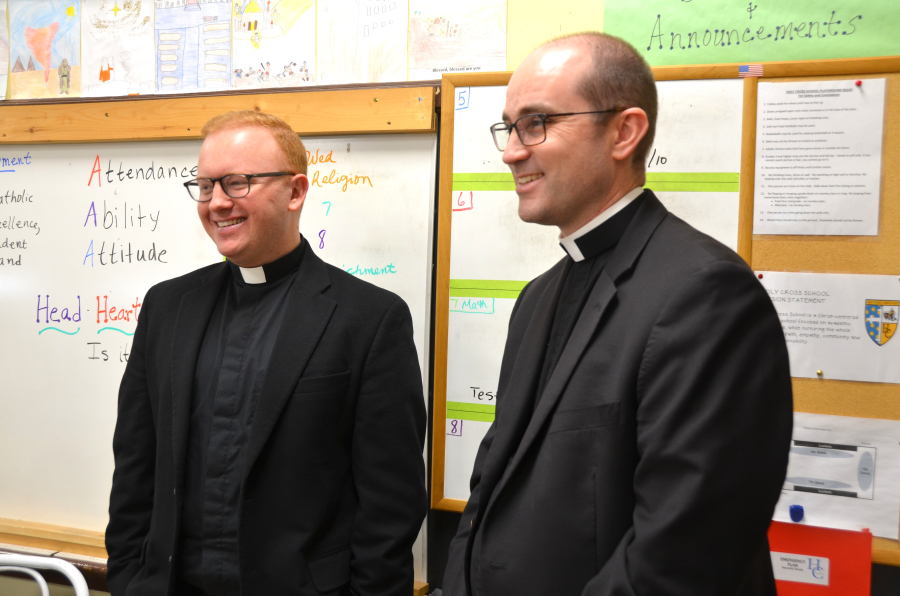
[201,110,308,175]
[549,33,657,171]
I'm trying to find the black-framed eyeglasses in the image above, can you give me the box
[183,172,296,202]
[489,109,626,151]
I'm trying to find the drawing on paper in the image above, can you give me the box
[785,440,876,500]
[408,0,505,80]
[82,0,155,97]
[155,0,231,92]
[0,3,9,100]
[9,0,82,98]
[232,0,315,88]
[317,0,408,85]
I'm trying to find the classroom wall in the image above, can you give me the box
[1,0,899,593]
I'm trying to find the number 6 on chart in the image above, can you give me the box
[452,191,473,212]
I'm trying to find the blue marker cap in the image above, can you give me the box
[789,505,804,522]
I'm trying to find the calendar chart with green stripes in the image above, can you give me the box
[441,79,744,501]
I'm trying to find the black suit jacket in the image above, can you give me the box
[444,192,793,596]
[106,246,427,596]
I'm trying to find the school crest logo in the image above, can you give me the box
[865,300,899,346]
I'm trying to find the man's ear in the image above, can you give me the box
[610,108,649,164]
[288,173,309,213]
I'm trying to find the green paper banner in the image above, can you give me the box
[453,172,739,193]
[449,279,529,299]
[447,401,496,423]
[604,0,900,67]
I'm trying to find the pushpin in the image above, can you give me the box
[758,273,764,279]
[789,504,804,522]
[855,80,862,86]
[817,369,823,377]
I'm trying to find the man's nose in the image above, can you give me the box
[502,129,529,165]
[207,181,233,210]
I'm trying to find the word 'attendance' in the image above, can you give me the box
[88,156,199,187]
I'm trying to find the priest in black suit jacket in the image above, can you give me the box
[443,33,793,596]
[106,111,427,596]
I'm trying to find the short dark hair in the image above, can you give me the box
[549,32,658,171]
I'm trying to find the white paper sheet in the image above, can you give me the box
[754,79,885,236]
[770,552,829,586]
[81,0,155,97]
[758,271,900,384]
[774,412,900,540]
[232,0,316,89]
[317,0,408,84]
[408,0,505,81]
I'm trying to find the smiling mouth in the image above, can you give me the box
[217,218,246,228]
[517,173,543,185]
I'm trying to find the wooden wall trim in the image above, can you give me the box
[0,518,106,559]
[0,86,437,144]
[737,76,758,264]
[653,55,900,81]
[874,539,900,566]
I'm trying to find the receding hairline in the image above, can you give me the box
[529,31,659,171]
[541,32,640,82]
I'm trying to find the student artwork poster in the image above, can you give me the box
[155,0,232,93]
[0,2,8,100]
[81,0,156,97]
[232,0,316,89]
[317,0,408,85]
[408,0,506,81]
[9,0,81,99]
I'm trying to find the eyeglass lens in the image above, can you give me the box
[188,174,251,201]
[492,115,546,151]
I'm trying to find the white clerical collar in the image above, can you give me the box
[229,239,306,285]
[238,266,267,284]
[559,187,644,262]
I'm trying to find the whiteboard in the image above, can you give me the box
[442,80,744,501]
[0,134,436,539]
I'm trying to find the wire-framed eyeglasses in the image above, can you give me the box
[183,172,296,202]
[489,109,626,151]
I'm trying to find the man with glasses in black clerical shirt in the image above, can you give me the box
[106,111,427,596]
[443,33,793,596]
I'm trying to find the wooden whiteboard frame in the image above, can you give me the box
[0,83,438,560]
[431,57,900,567]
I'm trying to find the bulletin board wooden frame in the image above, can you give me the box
[431,56,900,567]
[0,83,438,561]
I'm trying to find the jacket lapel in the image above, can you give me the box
[486,191,670,508]
[242,247,337,482]
[171,263,229,490]
[473,259,570,516]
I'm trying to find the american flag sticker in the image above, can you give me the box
[739,64,764,78]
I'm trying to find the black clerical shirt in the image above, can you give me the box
[178,240,306,595]
[535,191,644,405]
